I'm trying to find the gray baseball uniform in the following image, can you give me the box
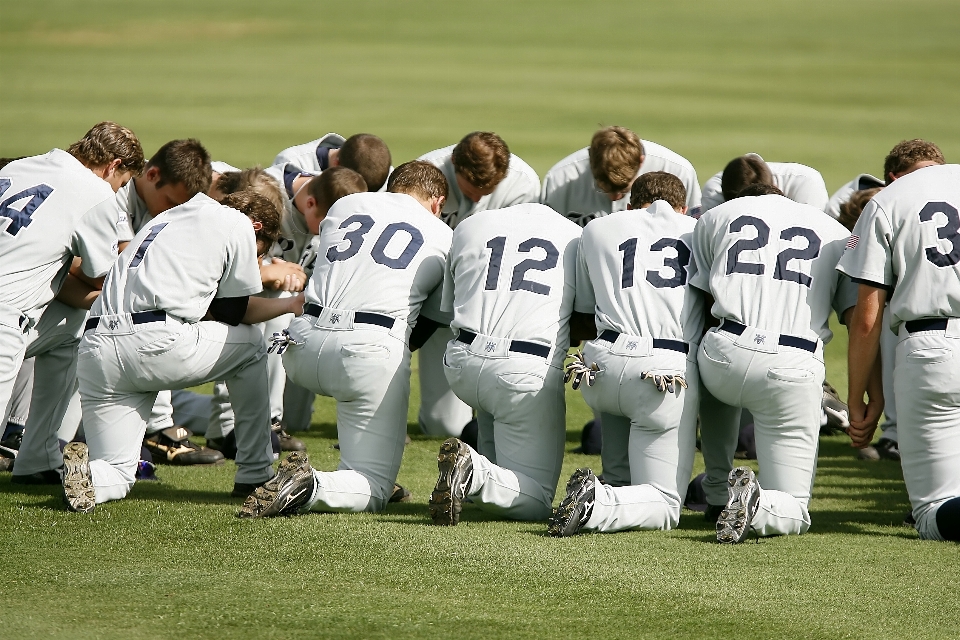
[700,156,829,214]
[541,141,702,226]
[692,194,857,537]
[837,164,960,540]
[440,203,581,521]
[575,201,704,531]
[0,151,119,477]
[417,145,542,437]
[824,173,885,220]
[77,193,272,503]
[281,191,452,512]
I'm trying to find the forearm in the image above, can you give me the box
[847,297,884,410]
[242,294,304,324]
[56,273,100,310]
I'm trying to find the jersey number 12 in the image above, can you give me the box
[484,236,559,295]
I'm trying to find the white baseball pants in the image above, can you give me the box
[418,328,472,437]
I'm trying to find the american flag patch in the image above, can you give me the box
[846,235,859,250]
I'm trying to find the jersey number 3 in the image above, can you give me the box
[485,236,559,295]
[0,179,54,237]
[919,202,960,267]
[725,215,821,287]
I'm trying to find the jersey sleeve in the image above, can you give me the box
[72,197,121,278]
[574,232,596,314]
[689,216,715,293]
[831,272,859,321]
[216,218,264,298]
[836,199,894,289]
[700,172,724,213]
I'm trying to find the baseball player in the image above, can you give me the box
[839,161,960,541]
[61,190,300,512]
[541,126,702,227]
[825,174,885,220]
[700,154,829,215]
[238,161,453,517]
[549,172,704,536]
[427,201,584,525]
[1,122,144,483]
[417,132,542,440]
[827,140,947,462]
[692,183,857,543]
[273,133,393,192]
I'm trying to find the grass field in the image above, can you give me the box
[3,1,960,638]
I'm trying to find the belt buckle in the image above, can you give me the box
[609,335,652,357]
[315,307,354,330]
[469,333,510,358]
[734,326,779,354]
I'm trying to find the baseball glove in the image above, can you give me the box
[640,371,688,394]
[564,351,600,390]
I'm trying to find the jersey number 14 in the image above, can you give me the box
[0,179,53,237]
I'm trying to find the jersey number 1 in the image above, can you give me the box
[0,179,54,237]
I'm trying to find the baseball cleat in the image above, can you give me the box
[716,466,760,544]
[62,442,95,514]
[429,438,474,526]
[547,468,596,537]
[11,468,63,485]
[875,438,901,461]
[144,426,225,466]
[237,451,315,518]
[389,483,412,503]
[271,419,306,452]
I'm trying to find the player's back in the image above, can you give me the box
[692,194,852,343]
[444,203,581,366]
[577,201,703,345]
[307,192,452,325]
[0,150,117,318]
[853,164,960,327]
[272,133,345,172]
[263,162,317,262]
[96,193,262,323]
[701,160,829,214]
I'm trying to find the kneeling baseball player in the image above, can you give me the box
[62,190,302,512]
[549,173,704,536]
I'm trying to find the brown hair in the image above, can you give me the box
[67,121,144,175]
[721,155,774,202]
[216,167,285,217]
[883,139,945,180]
[630,171,687,210]
[221,190,281,250]
[339,134,391,192]
[388,160,448,200]
[589,126,644,194]
[837,187,883,232]
[734,183,783,199]
[451,132,510,190]
[307,166,367,212]
[148,139,212,196]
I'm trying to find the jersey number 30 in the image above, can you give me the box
[326,214,424,270]
[0,179,54,237]
[725,215,821,287]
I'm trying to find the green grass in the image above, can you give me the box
[3,1,960,638]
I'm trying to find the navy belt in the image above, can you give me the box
[904,318,949,333]
[84,310,166,333]
[719,320,817,353]
[598,330,689,354]
[456,329,551,359]
[303,303,395,329]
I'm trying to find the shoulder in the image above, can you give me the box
[417,145,456,167]
[507,153,540,183]
[769,162,824,180]
[545,148,590,180]
[640,140,695,172]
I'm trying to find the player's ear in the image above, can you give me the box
[627,203,633,210]
[680,205,688,215]
[432,195,445,217]
[145,166,161,183]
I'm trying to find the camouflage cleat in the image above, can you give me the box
[62,442,95,514]
[547,468,596,538]
[716,466,760,544]
[429,438,474,526]
[237,452,315,519]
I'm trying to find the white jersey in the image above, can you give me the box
[441,203,581,367]
[272,133,346,172]
[691,194,857,343]
[263,163,318,263]
[115,178,153,243]
[824,173,885,219]
[838,164,960,333]
[575,200,704,346]
[0,150,119,321]
[306,192,453,325]
[540,141,702,226]
[95,193,262,323]
[211,161,241,175]
[418,145,541,228]
[700,157,829,214]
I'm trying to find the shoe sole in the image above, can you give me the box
[62,443,95,514]
[238,452,312,519]
[716,467,758,544]
[429,438,468,526]
[547,468,593,538]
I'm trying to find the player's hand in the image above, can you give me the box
[288,292,306,316]
[261,259,306,292]
[847,397,883,448]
